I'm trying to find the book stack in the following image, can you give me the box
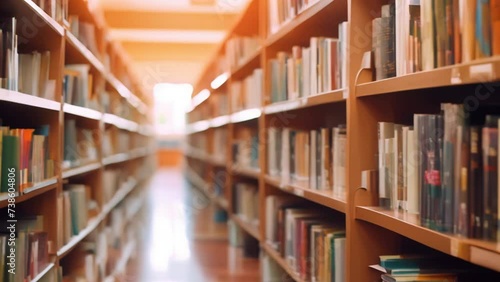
[68,16,101,59]
[32,0,65,21]
[265,195,346,281]
[268,0,321,34]
[370,253,500,281]
[18,50,56,100]
[372,1,500,80]
[232,129,259,170]
[1,215,50,282]
[230,68,263,112]
[268,33,347,104]
[213,128,228,162]
[0,17,18,91]
[234,182,259,225]
[225,36,260,70]
[62,184,94,244]
[63,119,98,168]
[211,94,229,117]
[63,64,94,109]
[60,240,99,282]
[0,123,55,193]
[267,126,347,197]
[378,103,500,240]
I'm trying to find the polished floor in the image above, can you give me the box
[125,168,260,282]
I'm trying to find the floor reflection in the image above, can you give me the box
[128,168,260,282]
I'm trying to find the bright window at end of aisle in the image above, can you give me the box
[154,83,193,136]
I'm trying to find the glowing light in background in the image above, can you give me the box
[154,83,193,135]
[210,72,229,89]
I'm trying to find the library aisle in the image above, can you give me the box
[126,169,260,282]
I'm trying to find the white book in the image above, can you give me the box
[281,128,290,185]
[302,47,311,97]
[309,37,318,95]
[378,122,395,206]
[310,130,317,189]
[407,129,419,214]
[334,237,346,282]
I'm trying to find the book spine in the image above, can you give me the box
[482,121,498,240]
[492,0,500,55]
[475,0,492,58]
[469,126,483,238]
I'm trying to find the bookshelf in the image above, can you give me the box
[0,0,155,281]
[185,0,500,281]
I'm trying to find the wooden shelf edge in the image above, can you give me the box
[265,175,346,213]
[261,243,304,282]
[230,48,262,79]
[104,240,136,282]
[210,115,231,128]
[23,0,64,36]
[103,153,130,166]
[264,89,345,115]
[214,197,229,210]
[230,108,262,123]
[231,214,260,241]
[356,56,500,97]
[232,166,261,179]
[63,103,102,120]
[186,120,211,134]
[265,0,333,47]
[57,179,138,258]
[65,31,106,74]
[62,162,101,179]
[31,260,56,282]
[102,114,139,132]
[0,89,61,111]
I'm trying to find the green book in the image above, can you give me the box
[1,135,19,193]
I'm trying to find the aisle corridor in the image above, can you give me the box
[126,169,260,282]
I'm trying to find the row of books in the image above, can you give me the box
[370,253,500,281]
[68,15,101,60]
[33,0,66,21]
[225,36,260,70]
[63,119,98,169]
[210,94,229,117]
[231,68,263,112]
[102,128,131,157]
[61,184,97,245]
[0,122,55,193]
[378,103,500,240]
[267,126,347,198]
[265,195,346,281]
[268,0,321,35]
[63,64,101,110]
[233,182,259,225]
[232,130,259,170]
[213,128,228,163]
[1,215,50,282]
[269,32,348,104]
[373,1,500,80]
[187,133,208,154]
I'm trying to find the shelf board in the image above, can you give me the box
[210,115,231,128]
[138,124,155,137]
[103,113,139,132]
[65,30,106,74]
[209,156,226,167]
[231,108,262,123]
[265,175,346,213]
[63,103,102,120]
[231,214,260,241]
[21,0,64,36]
[104,240,136,282]
[261,243,304,282]
[230,48,262,80]
[264,0,336,47]
[0,178,58,208]
[129,147,149,160]
[185,168,209,192]
[106,74,148,116]
[184,146,209,162]
[356,56,500,97]
[215,197,229,210]
[31,260,56,282]
[0,89,61,111]
[186,120,211,134]
[58,179,138,258]
[103,153,130,166]
[264,89,345,115]
[62,162,101,179]
[232,166,261,179]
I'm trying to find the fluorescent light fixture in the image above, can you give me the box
[189,89,211,111]
[210,72,229,89]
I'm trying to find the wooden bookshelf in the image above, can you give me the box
[231,214,260,241]
[185,0,500,281]
[0,1,156,280]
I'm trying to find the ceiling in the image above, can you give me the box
[98,0,246,94]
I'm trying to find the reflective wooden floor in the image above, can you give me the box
[124,168,261,282]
